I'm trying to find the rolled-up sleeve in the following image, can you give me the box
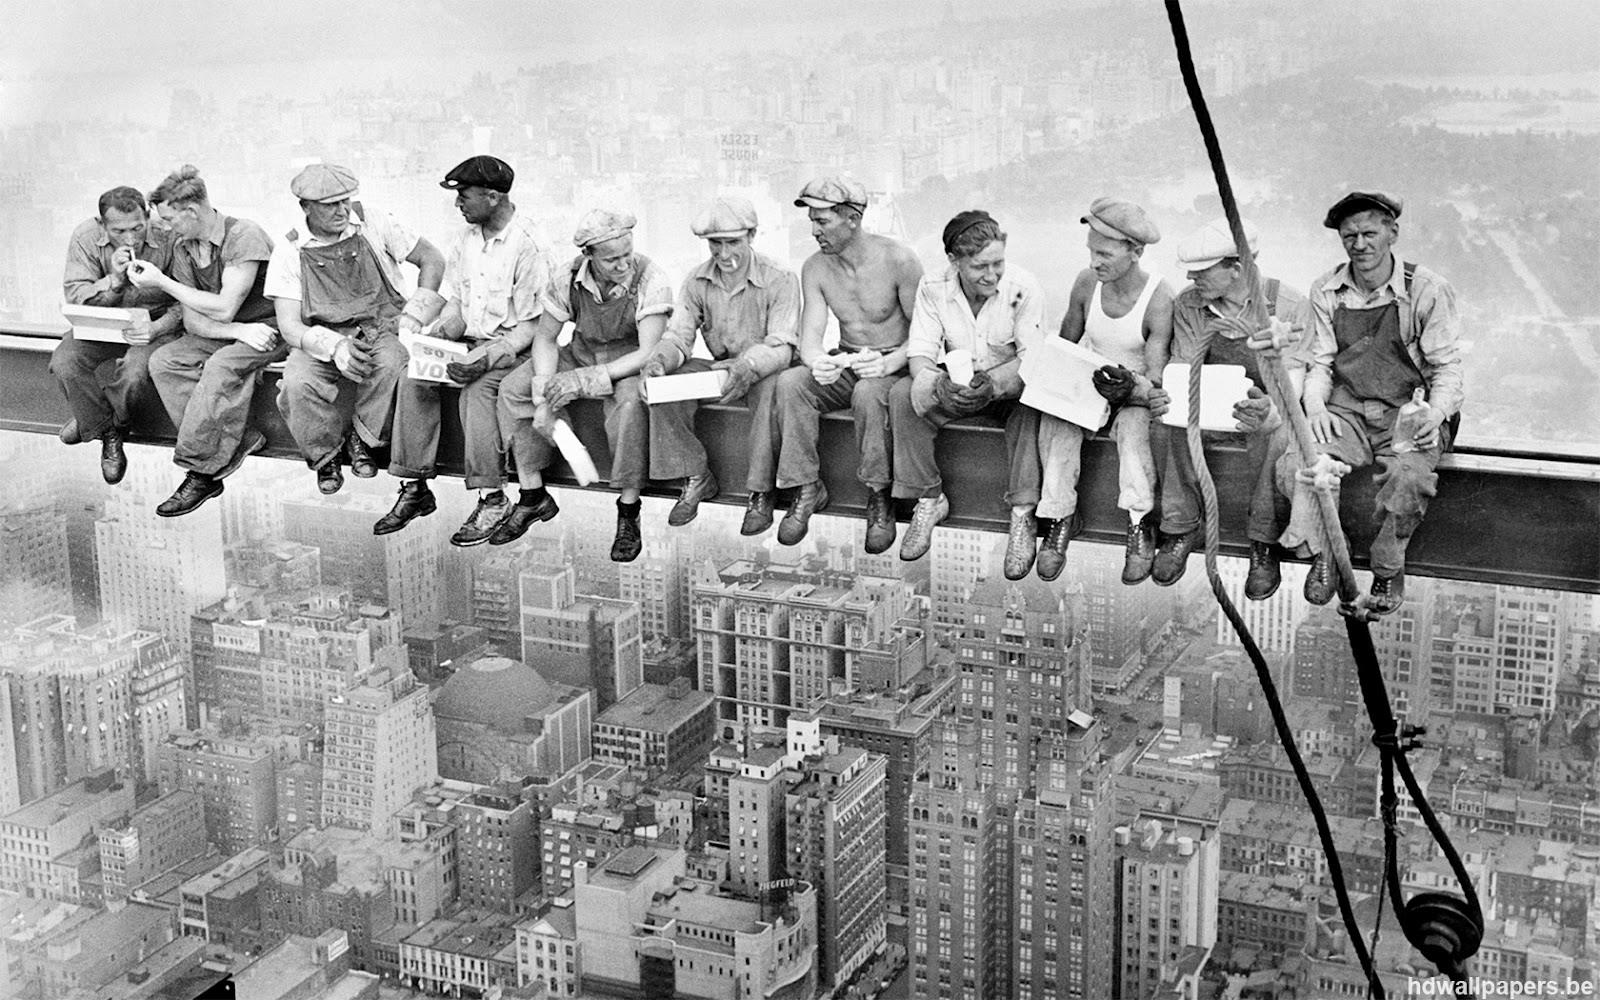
[63,224,118,306]
[541,264,576,324]
[906,278,945,363]
[635,263,675,321]
[1413,274,1464,417]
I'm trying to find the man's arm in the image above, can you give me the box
[904,276,942,381]
[63,228,127,307]
[1300,287,1341,442]
[987,277,1044,398]
[1141,281,1176,384]
[603,313,666,381]
[406,238,446,293]
[482,239,555,366]
[796,256,830,368]
[1058,270,1095,343]
[130,258,259,322]
[877,248,925,376]
[652,275,703,373]
[1413,274,1464,419]
[741,267,803,377]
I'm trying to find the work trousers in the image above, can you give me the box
[276,333,409,470]
[497,351,648,491]
[150,334,289,476]
[1279,399,1446,577]
[50,329,179,440]
[648,358,784,491]
[887,379,1041,508]
[1036,406,1156,521]
[1159,422,1291,544]
[390,353,520,490]
[771,365,901,491]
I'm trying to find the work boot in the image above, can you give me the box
[1123,519,1156,585]
[100,427,127,485]
[668,471,719,527]
[488,491,560,545]
[1303,552,1336,606]
[741,491,775,536]
[863,487,897,555]
[156,472,223,517]
[1244,541,1282,601]
[1003,506,1038,581]
[777,481,829,546]
[1035,512,1081,582]
[216,428,265,481]
[899,494,949,562]
[374,481,437,535]
[59,419,82,445]
[316,458,344,495]
[1152,530,1198,586]
[611,500,643,563]
[346,433,377,479]
[450,491,509,547]
[1369,570,1406,616]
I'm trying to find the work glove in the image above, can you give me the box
[640,351,675,380]
[446,355,491,385]
[713,357,760,404]
[935,370,994,418]
[544,365,613,411]
[1232,385,1280,434]
[333,337,375,383]
[1093,365,1137,405]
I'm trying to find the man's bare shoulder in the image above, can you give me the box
[1068,268,1099,303]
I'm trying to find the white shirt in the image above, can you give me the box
[906,263,1043,372]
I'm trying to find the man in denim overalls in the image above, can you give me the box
[1285,191,1464,615]
[268,164,446,495]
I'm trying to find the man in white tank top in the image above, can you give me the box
[1035,197,1174,584]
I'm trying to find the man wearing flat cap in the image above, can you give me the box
[639,195,800,533]
[268,162,446,495]
[495,207,674,562]
[889,209,1043,570]
[1150,217,1309,599]
[1034,196,1174,583]
[1281,190,1463,615]
[372,155,557,547]
[770,175,923,551]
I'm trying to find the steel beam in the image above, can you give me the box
[3,332,1595,593]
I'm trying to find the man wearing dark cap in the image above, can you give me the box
[268,162,446,495]
[1281,191,1462,615]
[639,195,800,532]
[53,185,183,484]
[889,209,1043,570]
[494,208,674,562]
[770,175,923,551]
[1150,218,1309,599]
[1035,196,1173,583]
[372,155,557,546]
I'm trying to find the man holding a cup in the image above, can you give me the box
[888,210,1043,571]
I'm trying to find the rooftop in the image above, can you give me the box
[597,682,715,733]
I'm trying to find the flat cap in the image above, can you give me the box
[692,196,759,238]
[1323,190,1403,229]
[574,208,638,248]
[1081,196,1160,246]
[290,163,359,204]
[440,155,514,194]
[1177,217,1259,271]
[794,176,868,211]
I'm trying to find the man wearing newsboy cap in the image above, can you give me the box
[268,162,446,495]
[372,155,559,548]
[1148,217,1310,600]
[638,196,801,533]
[1034,196,1174,585]
[1279,190,1463,615]
[495,207,674,562]
[769,175,924,552]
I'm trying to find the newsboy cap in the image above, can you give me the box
[440,155,514,194]
[692,196,759,238]
[1323,190,1403,229]
[1176,218,1260,271]
[574,209,638,248]
[794,176,868,211]
[290,163,359,204]
[1081,196,1160,246]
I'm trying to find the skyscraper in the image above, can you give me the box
[321,667,438,836]
[283,493,442,629]
[520,562,644,711]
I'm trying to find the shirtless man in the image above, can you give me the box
[1035,197,1174,583]
[769,176,923,552]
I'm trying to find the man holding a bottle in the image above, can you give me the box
[1285,190,1464,615]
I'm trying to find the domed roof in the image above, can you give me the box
[434,656,562,730]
